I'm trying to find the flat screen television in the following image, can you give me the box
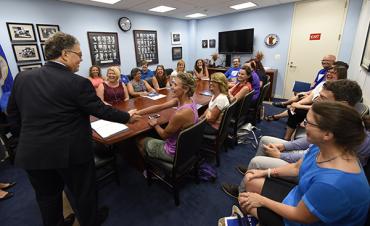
[218,28,254,54]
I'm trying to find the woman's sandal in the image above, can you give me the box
[264,115,279,121]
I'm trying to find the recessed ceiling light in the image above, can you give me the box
[90,0,121,4]
[230,2,257,10]
[149,6,176,13]
[186,13,207,18]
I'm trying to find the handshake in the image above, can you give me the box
[127,109,141,123]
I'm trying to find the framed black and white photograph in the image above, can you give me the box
[18,63,42,72]
[172,47,182,60]
[202,40,208,48]
[6,22,36,42]
[361,23,370,71]
[87,32,120,66]
[12,44,41,63]
[133,30,159,66]
[209,39,216,48]
[36,24,60,42]
[171,32,181,45]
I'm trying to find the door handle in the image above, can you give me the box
[289,62,297,68]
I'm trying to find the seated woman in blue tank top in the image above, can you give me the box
[136,72,198,164]
[238,101,370,226]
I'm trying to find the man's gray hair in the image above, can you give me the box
[44,32,79,60]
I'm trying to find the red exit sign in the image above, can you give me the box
[310,33,321,40]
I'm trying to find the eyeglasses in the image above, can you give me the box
[303,118,319,127]
[66,50,82,58]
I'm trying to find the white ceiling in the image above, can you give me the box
[59,0,302,19]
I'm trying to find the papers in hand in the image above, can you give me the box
[91,119,128,138]
[144,93,166,100]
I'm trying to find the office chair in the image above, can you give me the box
[144,119,206,206]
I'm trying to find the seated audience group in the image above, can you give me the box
[84,52,370,225]
[219,56,370,225]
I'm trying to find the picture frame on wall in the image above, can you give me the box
[361,23,370,71]
[87,32,121,66]
[36,24,60,42]
[171,32,181,45]
[209,39,216,48]
[18,63,42,72]
[12,44,41,63]
[202,40,208,48]
[172,47,182,60]
[6,22,36,42]
[133,30,159,66]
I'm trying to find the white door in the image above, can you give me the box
[283,0,348,98]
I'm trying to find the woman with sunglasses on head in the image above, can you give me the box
[237,101,370,226]
[202,73,230,135]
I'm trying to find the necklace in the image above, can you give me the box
[316,152,343,164]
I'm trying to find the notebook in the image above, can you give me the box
[91,119,128,138]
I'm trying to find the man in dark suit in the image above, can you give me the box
[7,32,138,226]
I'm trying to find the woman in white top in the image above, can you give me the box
[170,59,186,81]
[202,72,230,135]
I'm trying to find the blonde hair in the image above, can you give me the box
[106,66,120,81]
[211,72,228,95]
[177,72,196,97]
[176,59,186,72]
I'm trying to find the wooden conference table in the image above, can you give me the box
[92,80,211,145]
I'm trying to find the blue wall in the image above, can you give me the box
[195,4,294,98]
[194,0,362,97]
[0,0,362,98]
[0,0,189,77]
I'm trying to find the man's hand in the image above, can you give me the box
[128,109,137,116]
[128,114,141,123]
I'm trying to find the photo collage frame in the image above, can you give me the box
[6,22,60,72]
[87,32,121,66]
[133,30,159,66]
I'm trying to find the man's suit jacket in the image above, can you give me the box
[7,61,130,169]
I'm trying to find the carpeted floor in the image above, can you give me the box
[0,103,287,226]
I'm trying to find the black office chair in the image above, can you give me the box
[229,90,255,145]
[93,142,120,187]
[165,68,174,76]
[354,102,369,117]
[201,100,238,166]
[144,118,207,206]
[247,82,271,125]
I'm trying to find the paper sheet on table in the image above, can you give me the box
[91,119,128,138]
[144,94,166,100]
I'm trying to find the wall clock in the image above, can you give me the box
[118,17,131,32]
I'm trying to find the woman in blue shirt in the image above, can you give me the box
[238,101,370,226]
